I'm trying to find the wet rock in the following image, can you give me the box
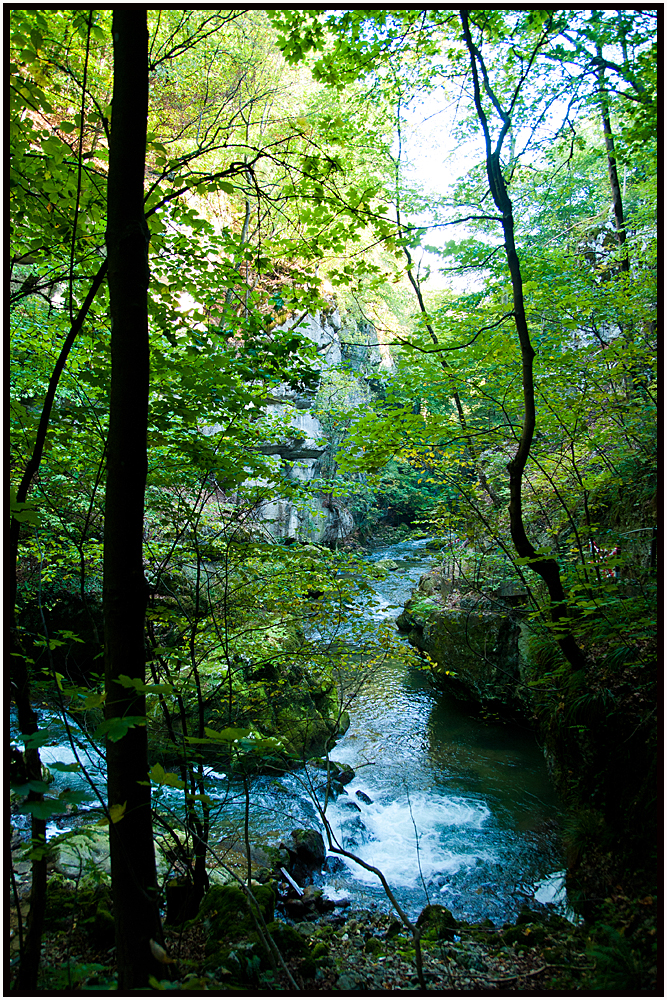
[286,828,326,866]
[309,758,355,785]
[355,789,373,804]
[324,855,348,875]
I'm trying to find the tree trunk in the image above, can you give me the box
[104,10,164,989]
[597,58,630,273]
[460,10,586,670]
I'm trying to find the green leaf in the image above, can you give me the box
[17,798,69,819]
[94,716,146,742]
[17,730,58,749]
[116,674,173,695]
[10,494,40,525]
[11,780,51,796]
[149,763,185,789]
[205,726,251,742]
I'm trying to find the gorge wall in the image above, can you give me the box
[253,304,383,545]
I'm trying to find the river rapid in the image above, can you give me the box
[20,535,567,925]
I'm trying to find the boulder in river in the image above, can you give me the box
[397,586,533,719]
[285,827,326,867]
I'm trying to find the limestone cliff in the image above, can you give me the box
[255,304,382,545]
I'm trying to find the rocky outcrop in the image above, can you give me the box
[253,305,382,545]
[397,571,533,720]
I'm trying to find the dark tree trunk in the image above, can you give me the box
[597,62,630,273]
[104,10,164,989]
[11,657,47,991]
[460,10,586,670]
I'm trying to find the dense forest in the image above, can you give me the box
[9,9,657,993]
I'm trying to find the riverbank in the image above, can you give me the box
[10,533,657,993]
[13,852,648,993]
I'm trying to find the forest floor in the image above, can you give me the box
[10,847,610,995]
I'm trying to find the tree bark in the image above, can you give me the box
[104,10,164,989]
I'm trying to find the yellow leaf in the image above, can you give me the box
[97,801,127,826]
[150,939,177,964]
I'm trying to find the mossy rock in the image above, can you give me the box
[265,919,309,959]
[311,940,330,963]
[417,904,459,942]
[364,936,383,955]
[199,883,275,952]
[502,923,546,948]
[278,710,335,758]
[337,710,351,736]
[44,877,114,946]
[54,830,110,879]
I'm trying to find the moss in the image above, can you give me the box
[277,709,335,758]
[417,903,459,942]
[364,936,383,955]
[264,919,309,959]
[199,882,275,950]
[502,923,546,949]
[311,940,330,963]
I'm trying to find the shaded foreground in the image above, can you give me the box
[10,850,657,993]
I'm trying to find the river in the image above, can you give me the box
[314,535,565,922]
[16,535,566,924]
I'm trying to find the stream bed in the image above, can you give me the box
[14,536,567,925]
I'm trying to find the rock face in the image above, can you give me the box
[253,306,382,545]
[397,576,532,720]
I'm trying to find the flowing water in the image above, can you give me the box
[15,536,566,924]
[313,536,564,922]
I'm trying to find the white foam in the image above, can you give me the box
[533,870,581,923]
[325,784,492,887]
